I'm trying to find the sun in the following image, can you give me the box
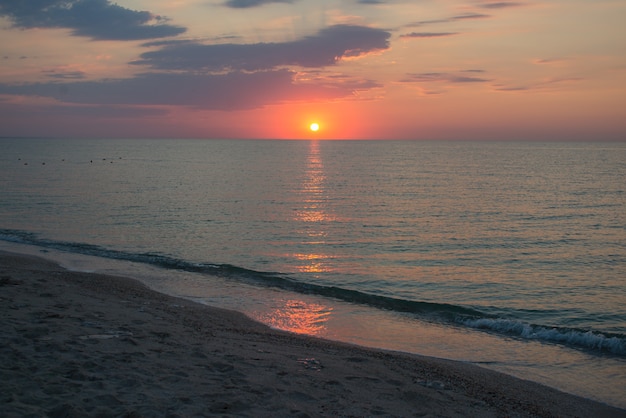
[309,122,320,132]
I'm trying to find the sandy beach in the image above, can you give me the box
[2,251,624,418]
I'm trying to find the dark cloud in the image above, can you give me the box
[494,86,529,91]
[2,102,168,118]
[141,39,195,48]
[534,58,567,65]
[131,25,391,71]
[43,70,86,80]
[223,0,294,8]
[494,76,583,92]
[66,105,169,118]
[0,0,186,40]
[452,13,490,20]
[408,13,490,27]
[2,55,31,60]
[400,32,458,39]
[480,2,525,9]
[0,20,388,113]
[0,22,388,113]
[0,100,170,138]
[407,19,450,27]
[0,70,380,110]
[402,72,491,83]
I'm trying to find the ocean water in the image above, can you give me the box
[1,138,625,408]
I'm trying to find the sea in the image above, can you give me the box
[1,138,624,409]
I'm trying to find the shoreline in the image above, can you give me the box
[2,251,624,417]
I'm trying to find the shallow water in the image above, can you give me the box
[1,138,625,407]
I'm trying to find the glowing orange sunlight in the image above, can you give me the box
[309,122,320,132]
[258,299,333,335]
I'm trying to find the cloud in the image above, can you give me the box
[4,101,169,118]
[493,77,583,92]
[533,57,569,65]
[408,13,490,27]
[132,25,391,72]
[400,32,458,39]
[404,2,523,29]
[0,22,389,114]
[43,70,86,80]
[494,86,529,91]
[479,2,525,9]
[452,13,490,21]
[402,72,491,83]
[223,0,294,8]
[407,19,451,27]
[0,0,186,40]
[0,70,380,111]
[0,97,170,138]
[493,82,553,92]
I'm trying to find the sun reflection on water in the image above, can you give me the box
[292,252,334,273]
[294,140,336,225]
[259,299,333,335]
[291,140,337,274]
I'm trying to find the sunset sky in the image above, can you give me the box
[1,0,624,140]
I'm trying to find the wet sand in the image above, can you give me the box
[2,251,624,417]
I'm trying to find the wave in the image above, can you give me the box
[461,318,625,355]
[1,228,624,357]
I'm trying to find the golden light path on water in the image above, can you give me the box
[261,140,337,334]
[292,139,336,275]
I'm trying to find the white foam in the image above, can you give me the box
[462,318,625,355]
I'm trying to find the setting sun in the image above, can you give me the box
[309,122,320,132]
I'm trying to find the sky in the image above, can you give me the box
[0,0,625,140]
